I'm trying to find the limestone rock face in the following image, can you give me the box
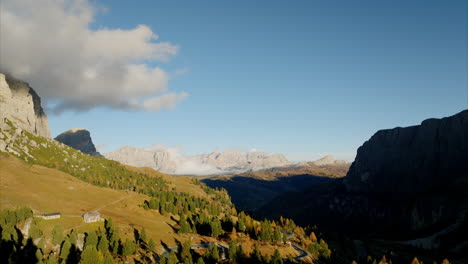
[258,110,468,251]
[0,73,51,138]
[196,151,290,172]
[104,146,177,173]
[55,129,102,157]
[104,147,289,175]
[311,155,348,166]
[344,110,468,199]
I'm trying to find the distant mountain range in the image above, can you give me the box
[104,145,350,176]
[104,146,297,175]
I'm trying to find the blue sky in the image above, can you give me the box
[44,0,467,161]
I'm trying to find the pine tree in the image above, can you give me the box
[196,257,205,264]
[211,245,220,262]
[84,231,98,250]
[98,235,109,253]
[140,228,147,244]
[122,239,137,256]
[51,225,64,245]
[69,230,78,245]
[271,249,283,264]
[181,240,193,264]
[60,240,72,261]
[35,249,44,264]
[148,238,156,251]
[309,231,317,242]
[273,228,282,243]
[251,244,262,263]
[29,222,43,239]
[103,253,113,264]
[160,255,167,264]
[179,216,191,234]
[228,240,238,260]
[79,246,99,264]
[167,251,179,264]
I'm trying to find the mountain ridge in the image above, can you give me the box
[257,110,468,253]
[104,146,291,175]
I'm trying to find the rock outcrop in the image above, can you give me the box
[344,110,468,199]
[55,129,102,157]
[0,73,50,138]
[258,110,468,251]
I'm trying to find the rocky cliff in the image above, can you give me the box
[344,110,468,199]
[55,129,103,157]
[104,147,289,175]
[104,146,177,172]
[0,73,50,138]
[258,110,468,251]
[196,151,290,172]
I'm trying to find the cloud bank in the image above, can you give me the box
[0,0,187,113]
[144,145,223,176]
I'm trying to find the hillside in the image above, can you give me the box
[257,110,468,262]
[202,162,348,212]
[1,117,336,264]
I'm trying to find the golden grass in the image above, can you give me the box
[0,155,190,251]
[125,166,207,197]
[0,154,302,258]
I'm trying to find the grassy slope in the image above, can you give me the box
[0,154,302,260]
[0,154,192,251]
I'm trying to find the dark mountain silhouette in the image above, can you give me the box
[257,110,468,254]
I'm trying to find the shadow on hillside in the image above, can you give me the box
[202,174,336,212]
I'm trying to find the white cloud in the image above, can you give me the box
[143,145,222,176]
[0,0,187,113]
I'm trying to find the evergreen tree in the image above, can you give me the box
[179,216,192,234]
[251,244,262,263]
[273,228,282,243]
[210,219,223,237]
[69,230,78,245]
[271,249,283,264]
[167,251,179,264]
[29,222,43,239]
[84,231,98,250]
[160,255,167,264]
[35,249,44,264]
[148,239,156,251]
[228,240,238,260]
[60,240,72,261]
[79,246,99,264]
[103,253,113,264]
[140,228,147,244]
[51,225,64,245]
[180,240,193,264]
[211,245,220,262]
[122,239,137,256]
[196,257,205,264]
[98,235,109,253]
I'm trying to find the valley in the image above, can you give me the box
[1,2,467,263]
